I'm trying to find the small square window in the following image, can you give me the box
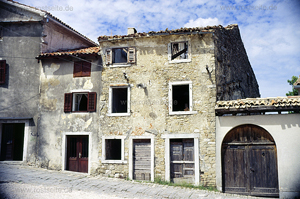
[168,41,191,63]
[105,139,121,160]
[102,136,127,164]
[73,61,91,77]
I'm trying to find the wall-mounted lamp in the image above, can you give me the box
[137,83,146,89]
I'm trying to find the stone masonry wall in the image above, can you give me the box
[98,33,217,185]
[214,25,260,101]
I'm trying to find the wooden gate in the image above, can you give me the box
[170,139,194,183]
[0,123,25,161]
[222,124,279,197]
[133,139,151,180]
[67,135,88,173]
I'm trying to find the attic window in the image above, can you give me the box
[168,41,191,63]
[106,47,135,66]
[73,61,91,77]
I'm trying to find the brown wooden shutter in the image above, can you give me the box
[64,93,73,112]
[127,47,136,64]
[87,92,96,112]
[82,61,91,77]
[73,62,82,77]
[106,49,112,65]
[0,60,6,84]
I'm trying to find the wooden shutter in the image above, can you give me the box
[82,61,91,77]
[127,47,136,64]
[87,92,96,112]
[106,49,112,65]
[0,60,6,84]
[73,62,82,77]
[64,93,73,112]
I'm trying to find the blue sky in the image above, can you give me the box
[19,0,300,98]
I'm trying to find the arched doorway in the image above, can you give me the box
[222,124,279,197]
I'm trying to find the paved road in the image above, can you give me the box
[0,162,270,199]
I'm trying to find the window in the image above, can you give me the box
[64,92,96,112]
[168,41,191,63]
[102,136,126,163]
[0,60,6,84]
[169,81,196,115]
[73,61,91,77]
[106,47,136,66]
[108,85,130,116]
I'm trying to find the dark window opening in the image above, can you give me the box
[112,87,128,113]
[105,139,121,160]
[172,85,189,111]
[74,93,88,111]
[113,48,128,63]
[171,42,188,60]
[0,60,6,84]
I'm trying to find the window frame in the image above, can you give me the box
[168,41,191,63]
[169,81,197,115]
[0,60,6,84]
[108,84,130,116]
[73,61,91,78]
[64,91,96,113]
[102,136,127,164]
[106,47,136,67]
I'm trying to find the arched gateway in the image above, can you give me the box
[222,124,279,197]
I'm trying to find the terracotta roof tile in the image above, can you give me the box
[216,96,300,109]
[98,24,238,42]
[37,47,100,58]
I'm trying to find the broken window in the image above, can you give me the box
[0,60,6,84]
[64,92,96,112]
[106,47,136,65]
[168,41,191,62]
[109,85,130,116]
[105,139,121,160]
[73,61,91,77]
[169,81,195,115]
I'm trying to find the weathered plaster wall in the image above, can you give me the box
[214,25,260,101]
[216,114,300,199]
[41,20,96,53]
[0,22,42,163]
[38,57,102,173]
[98,33,217,185]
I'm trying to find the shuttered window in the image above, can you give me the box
[73,61,91,77]
[0,60,6,84]
[64,92,96,112]
[106,47,136,65]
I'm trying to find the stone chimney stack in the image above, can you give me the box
[127,28,137,35]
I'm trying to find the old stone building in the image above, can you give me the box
[0,0,96,163]
[96,25,259,185]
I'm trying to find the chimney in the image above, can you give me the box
[127,28,137,35]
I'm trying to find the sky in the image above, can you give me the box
[18,0,300,98]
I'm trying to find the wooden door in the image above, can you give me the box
[170,139,194,183]
[133,139,151,180]
[67,135,88,173]
[0,123,24,161]
[222,124,279,197]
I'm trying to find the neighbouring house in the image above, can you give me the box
[0,0,96,164]
[215,97,300,198]
[96,25,259,186]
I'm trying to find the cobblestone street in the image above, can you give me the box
[0,162,273,199]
